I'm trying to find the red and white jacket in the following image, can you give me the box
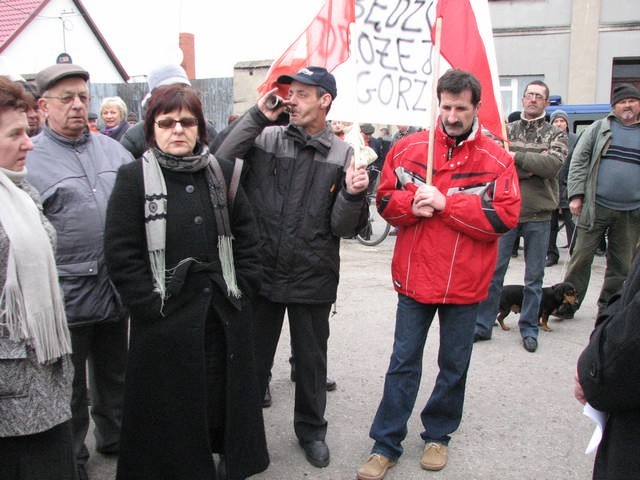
[378,120,521,305]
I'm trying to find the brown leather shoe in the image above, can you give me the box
[420,442,447,471]
[357,453,396,480]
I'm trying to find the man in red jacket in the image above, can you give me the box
[356,69,521,480]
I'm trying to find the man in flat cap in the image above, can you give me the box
[219,65,369,468]
[559,83,640,319]
[26,63,133,480]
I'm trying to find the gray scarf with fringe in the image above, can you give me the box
[141,146,241,307]
[0,168,72,364]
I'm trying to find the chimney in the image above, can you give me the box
[180,32,195,79]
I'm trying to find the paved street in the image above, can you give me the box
[87,235,602,479]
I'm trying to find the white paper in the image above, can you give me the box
[583,403,608,454]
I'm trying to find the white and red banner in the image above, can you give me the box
[259,0,503,138]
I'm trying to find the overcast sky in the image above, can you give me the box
[81,0,325,79]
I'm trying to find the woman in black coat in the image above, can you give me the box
[104,84,268,480]
[575,249,640,479]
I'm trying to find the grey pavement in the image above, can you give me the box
[87,235,602,479]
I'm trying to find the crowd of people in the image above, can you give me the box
[0,60,638,480]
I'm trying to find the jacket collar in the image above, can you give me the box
[284,124,332,156]
[438,117,480,148]
[42,122,91,150]
[519,112,547,127]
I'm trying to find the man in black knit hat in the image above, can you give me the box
[560,83,640,318]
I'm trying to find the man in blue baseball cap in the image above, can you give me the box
[218,65,369,469]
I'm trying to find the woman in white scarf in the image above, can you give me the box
[0,76,75,479]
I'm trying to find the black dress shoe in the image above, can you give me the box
[326,378,337,391]
[291,366,337,392]
[77,463,89,480]
[261,385,272,408]
[523,336,538,353]
[473,333,490,343]
[299,439,330,468]
[554,302,575,320]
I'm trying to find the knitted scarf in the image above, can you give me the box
[0,168,72,364]
[141,146,241,307]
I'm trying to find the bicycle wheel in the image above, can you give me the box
[356,194,391,246]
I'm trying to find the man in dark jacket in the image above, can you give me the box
[26,64,133,480]
[227,66,369,469]
[575,249,640,479]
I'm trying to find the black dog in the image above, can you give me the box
[496,282,578,332]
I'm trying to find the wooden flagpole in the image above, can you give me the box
[426,16,442,186]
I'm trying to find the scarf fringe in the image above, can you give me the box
[149,249,166,301]
[0,263,71,364]
[219,236,242,299]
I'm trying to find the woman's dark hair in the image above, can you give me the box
[144,84,207,149]
[0,76,32,116]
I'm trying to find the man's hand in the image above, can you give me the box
[345,157,369,194]
[256,87,289,122]
[569,198,583,217]
[574,370,586,405]
[412,185,446,218]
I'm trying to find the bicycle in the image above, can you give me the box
[356,167,391,246]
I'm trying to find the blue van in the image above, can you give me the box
[546,103,610,135]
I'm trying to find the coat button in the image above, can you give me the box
[194,216,203,225]
[202,287,211,294]
[185,184,195,193]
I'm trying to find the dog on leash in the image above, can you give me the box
[496,282,578,332]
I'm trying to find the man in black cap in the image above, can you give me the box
[221,65,369,468]
[26,63,133,480]
[560,83,640,318]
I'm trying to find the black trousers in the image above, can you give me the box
[0,420,77,480]
[70,318,127,464]
[252,295,331,442]
[548,208,576,260]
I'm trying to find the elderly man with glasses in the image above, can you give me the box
[474,80,567,353]
[26,64,134,480]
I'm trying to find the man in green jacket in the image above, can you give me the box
[474,80,567,353]
[559,84,640,318]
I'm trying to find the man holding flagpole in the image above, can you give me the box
[356,69,520,480]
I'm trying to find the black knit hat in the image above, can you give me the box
[611,83,640,106]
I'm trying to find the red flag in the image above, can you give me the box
[433,0,504,139]
[257,0,355,98]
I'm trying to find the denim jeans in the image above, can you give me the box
[475,221,550,339]
[369,295,477,461]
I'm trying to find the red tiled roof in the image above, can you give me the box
[0,0,128,81]
[0,0,48,49]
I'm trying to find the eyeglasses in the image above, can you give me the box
[154,117,199,129]
[524,92,546,101]
[43,93,91,105]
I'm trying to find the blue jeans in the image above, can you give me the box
[369,295,477,461]
[475,221,550,339]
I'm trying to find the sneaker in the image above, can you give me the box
[420,442,447,471]
[357,453,396,480]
